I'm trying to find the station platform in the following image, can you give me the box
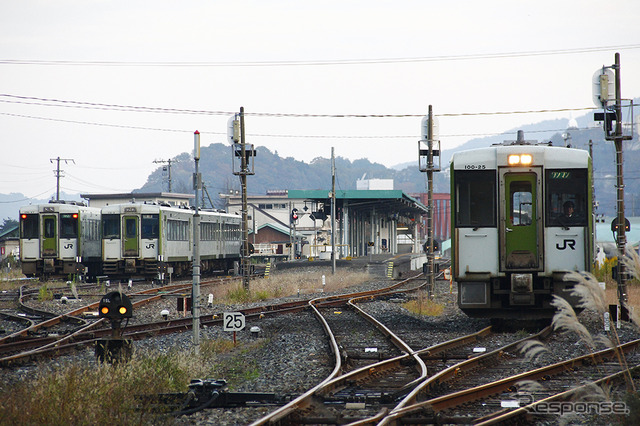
[273,252,428,279]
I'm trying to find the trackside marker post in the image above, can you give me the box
[224,312,245,345]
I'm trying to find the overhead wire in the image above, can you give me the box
[0,94,603,118]
[1,44,639,67]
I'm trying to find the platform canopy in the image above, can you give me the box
[287,189,428,217]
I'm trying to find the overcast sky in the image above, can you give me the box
[1,0,639,199]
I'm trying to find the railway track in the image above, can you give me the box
[378,337,640,425]
[4,269,639,425]
[0,276,258,364]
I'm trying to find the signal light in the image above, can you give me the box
[98,291,133,322]
[21,214,27,219]
[291,208,299,223]
[72,213,78,219]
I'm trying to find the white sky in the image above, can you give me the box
[1,0,639,198]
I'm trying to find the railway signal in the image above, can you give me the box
[291,208,299,223]
[96,291,133,364]
[98,291,133,323]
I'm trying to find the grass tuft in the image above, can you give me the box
[565,271,607,314]
[402,293,445,316]
[517,339,549,363]
[551,294,595,349]
[208,269,372,304]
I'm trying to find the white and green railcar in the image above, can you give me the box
[101,203,241,280]
[19,201,102,279]
[451,132,593,320]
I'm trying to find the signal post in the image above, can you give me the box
[593,53,633,321]
[419,106,441,297]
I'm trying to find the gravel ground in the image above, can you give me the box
[2,275,640,425]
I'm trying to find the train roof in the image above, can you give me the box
[451,144,590,170]
[19,202,101,214]
[100,202,240,219]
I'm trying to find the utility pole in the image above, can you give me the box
[192,131,201,349]
[331,147,336,275]
[419,106,441,297]
[153,159,175,192]
[50,157,74,201]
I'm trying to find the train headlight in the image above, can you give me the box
[507,154,533,166]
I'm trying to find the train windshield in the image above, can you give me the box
[102,214,121,239]
[20,214,39,239]
[141,214,159,239]
[546,169,588,227]
[60,214,78,238]
[454,170,496,227]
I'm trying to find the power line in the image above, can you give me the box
[0,94,603,118]
[1,44,639,67]
[0,110,605,140]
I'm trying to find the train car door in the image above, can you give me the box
[500,171,542,270]
[123,216,139,257]
[42,214,58,257]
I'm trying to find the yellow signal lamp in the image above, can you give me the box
[100,306,110,315]
[118,306,128,315]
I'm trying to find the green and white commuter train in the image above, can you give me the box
[451,131,593,320]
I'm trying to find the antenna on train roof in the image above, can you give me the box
[493,130,538,146]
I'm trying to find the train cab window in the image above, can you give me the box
[102,214,121,239]
[60,214,78,238]
[44,218,56,239]
[20,214,39,239]
[125,218,137,238]
[510,182,533,226]
[454,170,496,227]
[546,169,588,227]
[141,214,159,239]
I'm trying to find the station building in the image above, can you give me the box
[225,189,429,260]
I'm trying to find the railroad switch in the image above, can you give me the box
[143,379,282,415]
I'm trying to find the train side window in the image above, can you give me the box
[546,169,588,227]
[141,214,159,239]
[102,214,121,239]
[454,170,496,227]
